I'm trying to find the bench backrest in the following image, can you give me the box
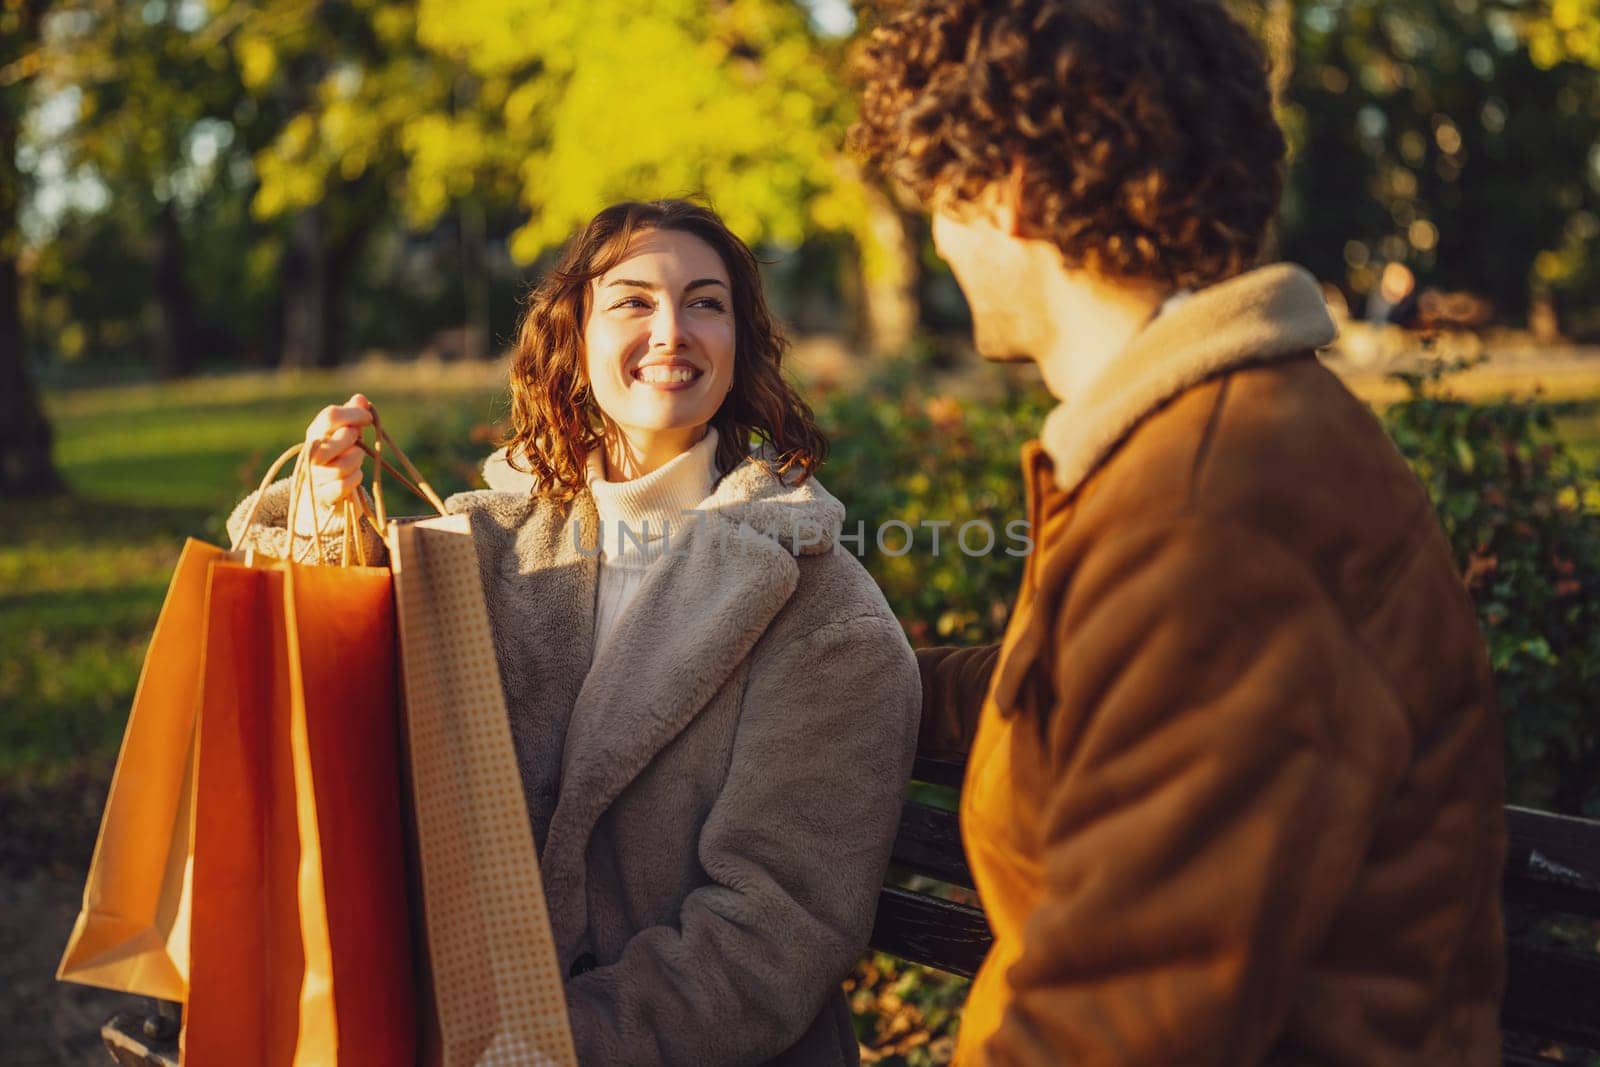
[869,756,1600,1060]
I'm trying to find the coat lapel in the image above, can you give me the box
[540,508,800,959]
[465,492,599,852]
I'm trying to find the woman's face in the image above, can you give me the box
[584,228,736,463]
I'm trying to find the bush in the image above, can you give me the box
[1383,364,1600,816]
[815,357,1053,648]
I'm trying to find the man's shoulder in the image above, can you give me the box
[1073,356,1441,611]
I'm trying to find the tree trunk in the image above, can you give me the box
[460,199,490,360]
[278,203,370,369]
[0,1,64,497]
[279,205,333,368]
[857,184,920,357]
[0,253,63,497]
[151,199,199,378]
[1263,0,1295,115]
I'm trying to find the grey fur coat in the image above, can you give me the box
[228,453,920,1066]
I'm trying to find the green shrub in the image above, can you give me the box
[1383,364,1600,817]
[816,357,1053,648]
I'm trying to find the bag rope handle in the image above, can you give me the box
[228,402,448,563]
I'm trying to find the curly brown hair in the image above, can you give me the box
[503,200,828,501]
[849,0,1285,289]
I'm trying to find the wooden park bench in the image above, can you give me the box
[102,753,1600,1065]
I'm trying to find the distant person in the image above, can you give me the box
[852,2,1505,1063]
[232,199,919,1065]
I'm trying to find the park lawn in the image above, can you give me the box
[2,366,506,785]
[1555,404,1600,469]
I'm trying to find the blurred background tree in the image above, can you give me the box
[2,0,63,495]
[10,0,1600,387]
[1280,0,1600,327]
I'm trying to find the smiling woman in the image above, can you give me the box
[503,199,828,498]
[582,231,737,475]
[227,198,920,1066]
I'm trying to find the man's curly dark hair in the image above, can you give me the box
[849,0,1285,290]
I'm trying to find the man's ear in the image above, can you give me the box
[995,158,1027,237]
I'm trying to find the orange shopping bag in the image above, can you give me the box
[60,440,419,1064]
[54,537,223,1000]
[184,549,414,1064]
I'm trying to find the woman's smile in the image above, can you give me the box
[633,359,705,389]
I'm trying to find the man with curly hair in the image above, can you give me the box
[853,1,1506,1063]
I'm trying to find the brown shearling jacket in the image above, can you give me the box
[921,265,1506,1065]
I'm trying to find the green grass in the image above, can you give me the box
[2,367,504,783]
[1554,404,1600,470]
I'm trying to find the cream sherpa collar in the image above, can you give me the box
[1039,263,1338,494]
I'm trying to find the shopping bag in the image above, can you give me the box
[60,436,419,1064]
[54,537,223,1000]
[389,513,578,1067]
[183,554,415,1065]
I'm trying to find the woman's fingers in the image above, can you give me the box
[322,440,365,476]
[301,395,375,509]
[307,426,362,465]
[309,456,363,505]
[306,399,375,442]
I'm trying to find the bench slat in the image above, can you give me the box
[868,886,992,979]
[892,801,974,889]
[911,756,966,790]
[1501,941,1600,1051]
[872,884,1600,1054]
[1504,806,1600,919]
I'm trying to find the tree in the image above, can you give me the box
[1279,0,1600,321]
[29,0,284,378]
[408,0,917,352]
[1,0,64,496]
[237,0,460,368]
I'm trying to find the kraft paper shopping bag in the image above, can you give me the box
[389,514,578,1067]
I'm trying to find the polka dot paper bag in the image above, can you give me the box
[388,514,577,1067]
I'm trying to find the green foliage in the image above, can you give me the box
[847,951,969,1065]
[1281,0,1600,315]
[1519,0,1600,68]
[1383,362,1600,815]
[816,356,1054,646]
[415,0,872,261]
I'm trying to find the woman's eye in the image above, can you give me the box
[611,297,650,310]
[692,298,728,313]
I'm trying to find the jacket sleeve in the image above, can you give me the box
[226,479,389,565]
[563,613,921,1066]
[979,517,1404,1066]
[915,644,1001,761]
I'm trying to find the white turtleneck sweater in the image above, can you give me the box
[586,428,721,662]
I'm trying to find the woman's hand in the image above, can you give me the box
[294,393,374,534]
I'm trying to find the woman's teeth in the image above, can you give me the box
[637,366,701,384]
